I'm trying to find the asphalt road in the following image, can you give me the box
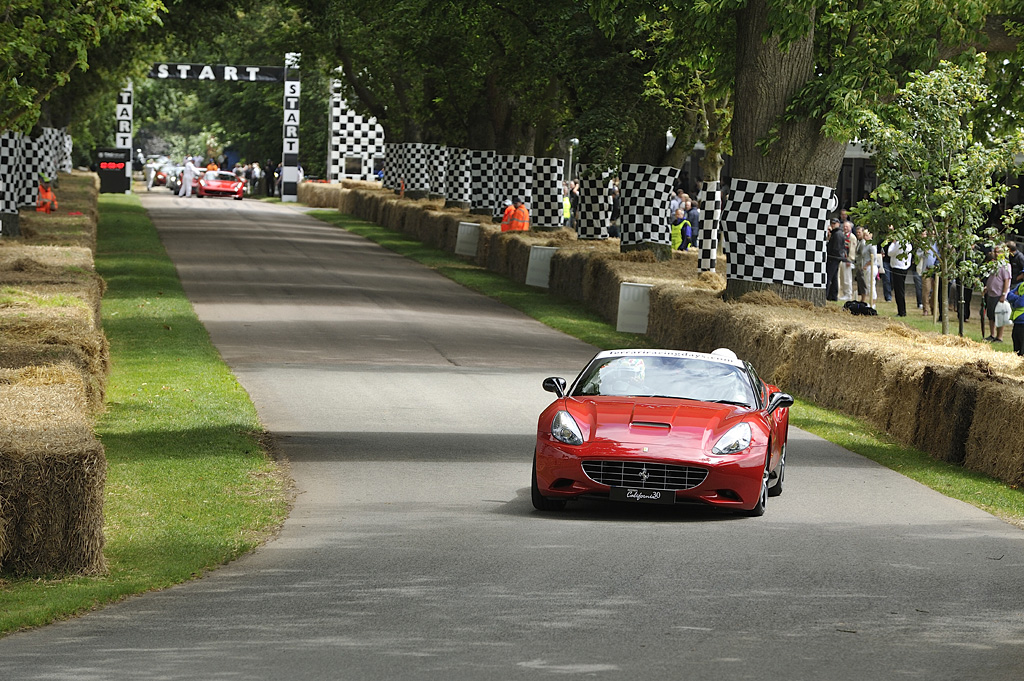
[2,193,1023,679]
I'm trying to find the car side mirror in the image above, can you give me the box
[543,377,567,398]
[766,392,794,415]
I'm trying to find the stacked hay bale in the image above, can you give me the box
[647,287,1024,486]
[0,171,108,575]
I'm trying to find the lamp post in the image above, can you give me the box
[567,138,579,181]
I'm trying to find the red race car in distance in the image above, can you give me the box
[533,348,793,517]
[197,170,245,200]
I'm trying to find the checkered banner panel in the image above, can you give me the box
[722,178,837,288]
[426,144,448,196]
[699,181,723,272]
[619,164,678,246]
[493,155,534,218]
[445,147,473,204]
[59,128,73,174]
[400,143,431,193]
[0,131,24,216]
[40,127,61,184]
[19,135,40,207]
[576,164,613,240]
[470,149,497,212]
[532,157,564,228]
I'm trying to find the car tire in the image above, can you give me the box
[234,196,243,201]
[742,457,769,517]
[767,443,785,497]
[532,456,566,512]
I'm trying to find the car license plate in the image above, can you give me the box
[609,487,675,505]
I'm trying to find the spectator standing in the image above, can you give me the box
[983,246,1011,343]
[1006,240,1024,282]
[670,208,691,250]
[839,221,857,301]
[825,218,844,301]
[888,240,913,317]
[919,238,938,316]
[854,227,874,304]
[1006,273,1024,355]
[686,198,700,238]
[608,185,621,238]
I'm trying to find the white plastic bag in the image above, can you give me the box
[994,300,1012,328]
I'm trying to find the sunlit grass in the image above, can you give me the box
[0,193,290,635]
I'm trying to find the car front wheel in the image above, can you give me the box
[742,457,769,517]
[532,456,566,512]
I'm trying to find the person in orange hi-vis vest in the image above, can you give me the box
[509,197,530,231]
[36,176,58,214]
[499,199,516,232]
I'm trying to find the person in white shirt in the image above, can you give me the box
[178,156,198,198]
[887,239,913,317]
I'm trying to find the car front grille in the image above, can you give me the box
[582,460,708,490]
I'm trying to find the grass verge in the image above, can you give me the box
[308,210,1024,528]
[0,194,290,635]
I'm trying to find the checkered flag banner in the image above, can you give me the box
[699,180,723,272]
[532,157,564,229]
[493,155,534,218]
[723,178,837,288]
[470,149,497,212]
[619,164,678,247]
[19,135,40,208]
[40,127,60,183]
[576,164,613,239]
[0,131,25,217]
[59,128,73,174]
[445,147,473,205]
[426,144,449,196]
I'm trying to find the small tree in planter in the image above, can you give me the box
[853,55,1024,335]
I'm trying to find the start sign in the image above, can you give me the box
[96,148,132,194]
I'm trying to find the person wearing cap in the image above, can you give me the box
[499,198,516,232]
[36,175,58,213]
[509,197,530,232]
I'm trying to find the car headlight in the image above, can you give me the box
[711,423,752,455]
[551,410,584,445]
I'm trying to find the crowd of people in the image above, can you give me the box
[825,212,1024,355]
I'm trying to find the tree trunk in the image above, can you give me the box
[725,0,848,305]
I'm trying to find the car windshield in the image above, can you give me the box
[205,171,237,182]
[572,355,755,406]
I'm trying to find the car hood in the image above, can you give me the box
[569,397,748,449]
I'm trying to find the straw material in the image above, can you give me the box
[0,383,106,575]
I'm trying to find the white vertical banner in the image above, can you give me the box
[115,81,133,194]
[281,53,300,202]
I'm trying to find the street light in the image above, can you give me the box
[568,138,579,180]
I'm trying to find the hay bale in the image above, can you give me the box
[0,383,106,576]
[964,380,1024,486]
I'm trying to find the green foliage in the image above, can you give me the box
[0,0,166,132]
[852,56,1024,333]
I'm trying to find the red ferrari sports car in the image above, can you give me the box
[533,348,793,516]
[197,170,245,200]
